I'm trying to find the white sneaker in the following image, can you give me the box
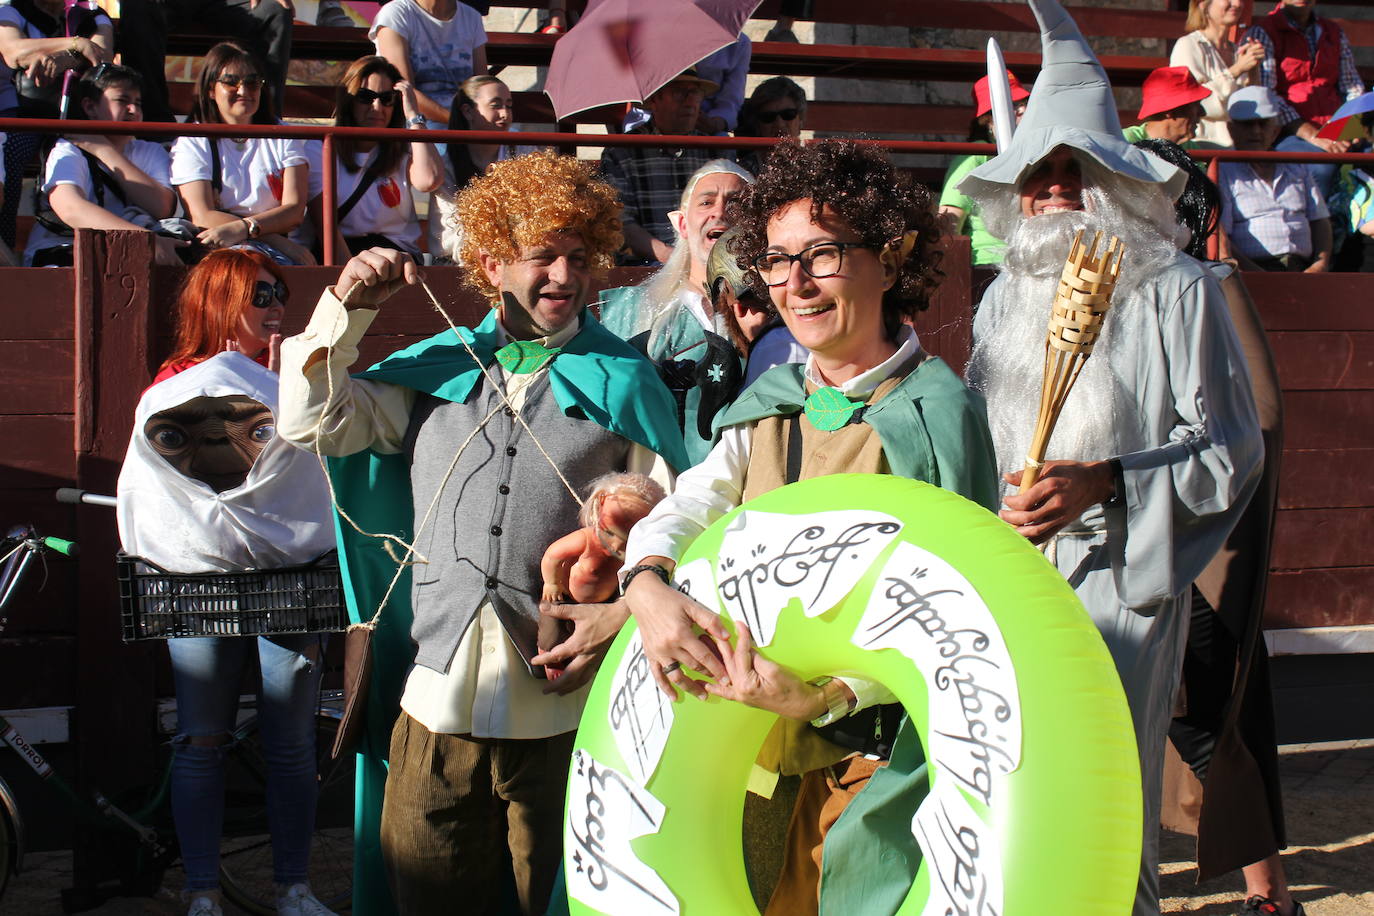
[277,883,338,916]
[187,897,223,916]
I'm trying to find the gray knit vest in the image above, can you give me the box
[404,371,630,674]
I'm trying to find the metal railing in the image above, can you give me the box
[1,115,1370,266]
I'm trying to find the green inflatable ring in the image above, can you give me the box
[564,474,1140,915]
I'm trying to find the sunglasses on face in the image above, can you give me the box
[354,88,399,106]
[252,280,289,309]
[756,107,800,124]
[216,73,264,90]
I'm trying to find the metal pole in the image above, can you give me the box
[322,132,337,267]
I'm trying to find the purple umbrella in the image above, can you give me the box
[544,0,760,122]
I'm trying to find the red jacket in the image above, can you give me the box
[1258,6,1344,124]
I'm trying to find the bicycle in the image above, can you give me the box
[0,489,354,913]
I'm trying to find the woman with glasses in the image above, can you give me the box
[143,248,336,916]
[559,139,998,915]
[307,55,442,258]
[171,41,314,265]
[153,247,289,384]
[735,77,806,176]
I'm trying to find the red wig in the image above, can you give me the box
[159,248,286,373]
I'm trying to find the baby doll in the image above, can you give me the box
[537,472,665,676]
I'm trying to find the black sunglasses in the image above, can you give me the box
[756,107,799,124]
[252,280,288,309]
[216,73,264,90]
[354,88,400,106]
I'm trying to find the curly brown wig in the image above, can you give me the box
[727,139,944,335]
[451,151,623,301]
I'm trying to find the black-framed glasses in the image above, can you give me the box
[216,73,264,90]
[252,280,288,309]
[753,241,874,287]
[756,107,799,124]
[354,88,399,106]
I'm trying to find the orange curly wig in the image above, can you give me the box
[450,151,623,300]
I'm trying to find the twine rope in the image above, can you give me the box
[311,277,587,625]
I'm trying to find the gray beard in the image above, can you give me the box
[967,201,1183,482]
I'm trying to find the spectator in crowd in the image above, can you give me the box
[277,152,686,916]
[1220,86,1332,272]
[428,74,540,259]
[1244,0,1363,192]
[307,56,443,259]
[600,159,755,464]
[371,0,488,130]
[601,67,726,264]
[765,0,811,42]
[938,70,1030,267]
[171,41,314,265]
[1123,66,1214,147]
[706,225,805,388]
[627,32,750,136]
[1172,0,1266,147]
[25,64,184,267]
[1330,111,1374,271]
[121,248,339,916]
[119,0,291,124]
[736,76,807,176]
[0,0,111,247]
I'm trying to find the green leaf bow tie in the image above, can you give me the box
[495,340,560,375]
[804,386,865,431]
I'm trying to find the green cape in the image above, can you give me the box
[328,309,687,915]
[716,355,1000,916]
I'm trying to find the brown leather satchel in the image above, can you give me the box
[331,620,376,759]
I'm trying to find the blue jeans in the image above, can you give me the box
[1276,134,1338,197]
[167,634,326,892]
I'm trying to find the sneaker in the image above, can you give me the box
[187,897,222,916]
[277,883,338,916]
[1238,897,1306,916]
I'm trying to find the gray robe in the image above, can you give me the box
[975,252,1263,915]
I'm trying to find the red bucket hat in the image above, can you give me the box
[973,71,1031,118]
[1137,66,1211,120]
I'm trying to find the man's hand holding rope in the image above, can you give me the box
[334,247,422,309]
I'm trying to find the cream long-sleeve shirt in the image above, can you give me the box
[1170,30,1249,148]
[621,329,925,715]
[279,290,672,738]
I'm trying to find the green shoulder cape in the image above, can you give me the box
[329,308,687,916]
[716,354,1000,916]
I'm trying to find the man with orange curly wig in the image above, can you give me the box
[277,150,687,916]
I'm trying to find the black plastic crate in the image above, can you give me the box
[118,552,348,640]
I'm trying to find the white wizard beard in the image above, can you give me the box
[967,186,1186,485]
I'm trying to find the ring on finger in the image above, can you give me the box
[662,661,682,674]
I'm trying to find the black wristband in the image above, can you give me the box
[621,563,671,594]
[1102,458,1126,510]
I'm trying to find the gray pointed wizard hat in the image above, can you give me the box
[958,0,1186,203]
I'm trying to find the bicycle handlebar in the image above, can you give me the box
[42,536,78,558]
[55,488,116,508]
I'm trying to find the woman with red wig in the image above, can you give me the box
[154,247,288,384]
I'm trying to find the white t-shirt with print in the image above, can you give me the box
[170,135,309,217]
[25,137,170,262]
[304,141,421,254]
[369,0,485,125]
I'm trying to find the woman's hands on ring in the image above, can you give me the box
[622,569,728,701]
[705,621,828,721]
